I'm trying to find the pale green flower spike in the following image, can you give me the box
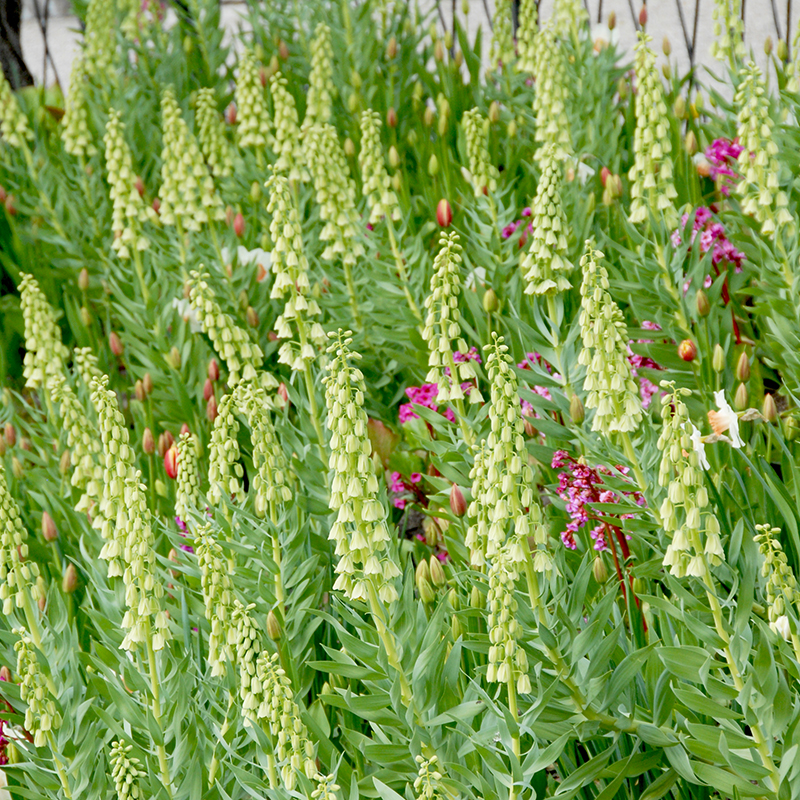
[104,109,156,259]
[657,382,724,578]
[522,144,573,296]
[466,441,491,568]
[578,242,643,436]
[0,462,42,615]
[270,73,306,182]
[62,55,97,158]
[532,25,572,157]
[188,270,270,388]
[73,346,103,390]
[735,62,793,237]
[266,170,326,370]
[710,0,745,64]
[553,0,589,39]
[463,108,498,197]
[789,23,800,92]
[305,23,335,128]
[422,232,482,404]
[175,431,202,524]
[359,109,400,224]
[234,380,292,514]
[160,87,225,232]
[195,87,233,178]
[235,49,272,149]
[91,375,170,652]
[207,393,244,506]
[487,537,531,693]
[252,651,316,789]
[516,0,538,73]
[312,774,341,800]
[14,628,61,748]
[628,33,678,227]
[755,524,800,632]
[19,273,69,392]
[109,740,146,800]
[84,0,116,85]
[0,69,32,148]
[305,124,365,269]
[490,0,514,67]
[323,331,401,604]
[195,523,237,676]
[483,334,549,571]
[414,755,445,800]
[232,599,264,719]
[50,376,104,516]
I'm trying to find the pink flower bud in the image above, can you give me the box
[436,199,453,228]
[109,332,124,357]
[233,212,245,237]
[180,423,191,437]
[449,484,467,517]
[42,512,58,542]
[207,359,220,382]
[142,427,155,455]
[164,445,178,479]
[134,176,145,197]
[203,378,215,402]
[206,394,218,422]
[278,382,289,406]
[225,102,237,125]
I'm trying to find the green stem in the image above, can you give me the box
[47,732,72,798]
[619,431,648,502]
[144,624,173,799]
[365,580,412,705]
[445,350,475,446]
[268,500,285,608]
[506,677,520,800]
[386,218,422,322]
[131,244,151,305]
[343,261,363,331]
[208,692,234,788]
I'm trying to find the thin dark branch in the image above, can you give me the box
[691,0,700,70]
[436,0,447,32]
[788,0,793,60]
[482,0,493,30]
[771,0,783,41]
[673,0,693,64]
[30,0,61,88]
[626,0,639,32]
[598,0,604,24]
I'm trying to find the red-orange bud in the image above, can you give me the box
[207,359,220,382]
[449,484,467,517]
[233,212,245,237]
[225,102,237,125]
[203,378,215,402]
[206,395,218,422]
[678,339,697,362]
[164,445,178,479]
[109,332,124,357]
[436,199,453,227]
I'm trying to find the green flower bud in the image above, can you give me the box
[712,343,726,373]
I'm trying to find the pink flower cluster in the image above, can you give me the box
[705,138,743,196]
[389,470,422,510]
[0,669,8,766]
[399,384,457,424]
[501,207,533,245]
[516,352,554,416]
[672,207,746,290]
[551,450,644,552]
[627,320,664,409]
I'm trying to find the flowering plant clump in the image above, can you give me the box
[3,3,800,799]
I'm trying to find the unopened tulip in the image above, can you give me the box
[233,212,245,237]
[678,339,697,362]
[203,378,215,402]
[246,306,259,327]
[134,380,146,403]
[78,268,89,291]
[763,393,778,423]
[429,556,446,587]
[42,512,58,542]
[712,344,725,373]
[436,198,452,227]
[134,176,145,197]
[449,484,466,516]
[62,564,78,594]
[386,107,398,128]
[734,382,749,411]
[164,445,178,479]
[109,332,124,356]
[386,36,397,59]
[570,393,585,424]
[143,427,155,455]
[736,352,750,382]
[267,610,282,640]
[206,395,218,422]
[696,289,710,317]
[277,382,290,406]
[593,557,608,582]
[4,423,16,447]
[180,423,190,436]
[639,4,647,26]
[278,40,289,59]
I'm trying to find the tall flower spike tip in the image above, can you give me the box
[322,330,401,604]
[266,169,326,370]
[0,69,32,148]
[578,242,643,436]
[109,740,146,800]
[754,523,800,638]
[175,431,201,525]
[414,755,446,800]
[490,0,515,67]
[19,273,69,393]
[0,463,43,614]
[83,0,117,85]
[463,108,498,197]
[235,49,272,149]
[789,21,800,92]
[657,381,724,578]
[14,628,61,748]
[734,61,793,237]
[207,392,244,506]
[270,73,307,182]
[531,25,572,157]
[312,774,341,800]
[516,0,538,72]
[195,523,237,676]
[422,232,482,405]
[522,143,573,296]
[160,87,224,232]
[359,109,400,224]
[62,55,97,158]
[304,23,335,129]
[231,600,263,720]
[195,87,233,178]
[553,0,589,38]
[305,124,365,268]
[710,0,745,63]
[104,109,156,259]
[466,441,491,568]
[628,33,678,227]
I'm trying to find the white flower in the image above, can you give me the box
[771,614,791,641]
[172,298,203,333]
[592,24,619,52]
[221,246,272,275]
[575,161,596,184]
[465,266,487,289]
[708,390,744,448]
[689,425,710,470]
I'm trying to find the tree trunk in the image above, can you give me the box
[0,0,34,88]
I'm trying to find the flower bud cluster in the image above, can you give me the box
[359,109,399,224]
[207,392,244,506]
[270,73,306,181]
[0,70,32,148]
[74,346,103,389]
[160,87,224,232]
[195,87,233,178]
[553,0,588,37]
[734,62,792,237]
[788,25,800,92]
[754,523,799,629]
[532,25,572,156]
[104,110,155,259]
[14,628,61,748]
[578,242,643,435]
[414,755,445,800]
[266,170,325,370]
[109,740,146,800]
[628,34,678,226]
[175,431,201,525]
[195,523,237,676]
[710,0,745,63]
[235,50,272,149]
[466,442,491,567]
[322,331,400,604]
[189,270,266,386]
[490,0,514,67]
[463,108,498,197]
[232,600,263,718]
[0,463,42,614]
[516,0,538,72]
[305,24,334,128]
[84,0,116,85]
[62,56,97,158]
[312,773,341,800]
[91,375,169,651]
[19,273,69,393]
[522,144,572,296]
[234,381,292,513]
[305,124,365,268]
[422,233,481,404]
[657,381,724,577]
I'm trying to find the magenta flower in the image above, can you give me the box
[705,138,743,196]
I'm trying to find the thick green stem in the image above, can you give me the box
[131,244,151,305]
[47,732,72,798]
[343,261,363,331]
[386,218,422,321]
[208,692,234,788]
[144,626,173,798]
[366,580,412,705]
